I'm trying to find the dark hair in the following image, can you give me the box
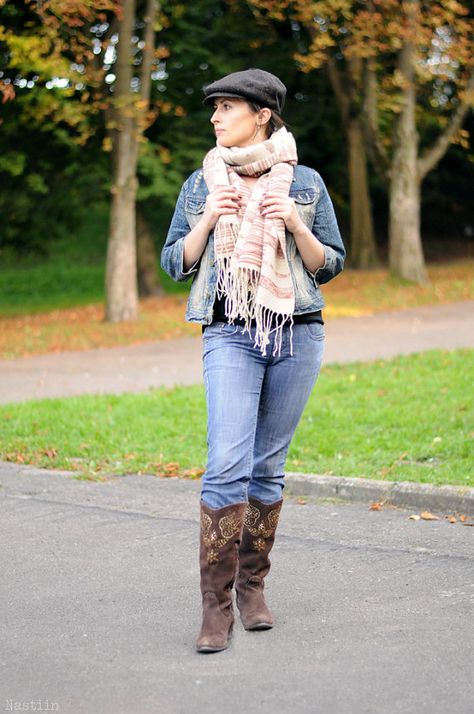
[247,101,288,137]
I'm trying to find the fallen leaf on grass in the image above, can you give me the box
[161,462,181,476]
[182,467,205,479]
[4,451,26,463]
[149,461,193,477]
[72,473,112,483]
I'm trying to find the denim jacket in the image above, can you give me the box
[160,164,345,325]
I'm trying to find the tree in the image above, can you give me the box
[135,0,164,298]
[105,0,139,321]
[364,0,474,283]
[330,0,473,282]
[0,0,117,255]
[250,0,379,268]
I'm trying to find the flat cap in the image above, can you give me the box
[202,68,286,114]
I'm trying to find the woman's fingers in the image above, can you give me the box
[204,187,241,224]
[260,195,293,207]
[213,185,240,199]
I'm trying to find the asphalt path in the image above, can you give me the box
[1,462,473,714]
[0,301,473,403]
[1,302,473,712]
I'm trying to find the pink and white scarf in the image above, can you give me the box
[203,127,298,356]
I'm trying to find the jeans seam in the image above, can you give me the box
[243,372,265,484]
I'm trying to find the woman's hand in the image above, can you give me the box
[260,191,326,272]
[202,185,241,230]
[259,193,303,234]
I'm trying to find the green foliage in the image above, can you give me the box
[0,0,471,263]
[0,350,472,486]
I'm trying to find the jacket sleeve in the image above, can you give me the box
[160,177,201,283]
[305,173,346,286]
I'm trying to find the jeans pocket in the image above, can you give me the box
[303,322,325,341]
[219,322,242,336]
[203,321,241,339]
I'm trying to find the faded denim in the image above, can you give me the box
[201,321,325,508]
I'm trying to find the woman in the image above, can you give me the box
[161,68,345,654]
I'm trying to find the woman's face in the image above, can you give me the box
[210,97,264,147]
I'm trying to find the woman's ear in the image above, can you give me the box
[259,107,272,127]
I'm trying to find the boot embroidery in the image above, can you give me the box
[201,511,242,564]
[244,503,281,551]
[253,537,266,552]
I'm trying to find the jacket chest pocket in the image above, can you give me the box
[185,196,206,229]
[290,187,318,228]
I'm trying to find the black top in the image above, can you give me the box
[201,292,323,332]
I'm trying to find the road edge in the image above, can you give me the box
[285,472,474,516]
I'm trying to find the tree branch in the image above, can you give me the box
[417,70,474,180]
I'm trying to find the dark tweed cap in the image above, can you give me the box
[202,68,286,114]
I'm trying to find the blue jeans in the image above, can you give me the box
[201,321,325,508]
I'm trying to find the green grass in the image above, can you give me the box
[1,350,472,486]
[0,202,188,316]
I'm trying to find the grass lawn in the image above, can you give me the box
[1,349,472,487]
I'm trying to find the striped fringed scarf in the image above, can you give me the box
[203,127,298,356]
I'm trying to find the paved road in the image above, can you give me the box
[1,462,472,714]
[0,301,473,403]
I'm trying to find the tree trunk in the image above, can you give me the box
[389,167,426,283]
[347,117,378,268]
[388,0,427,284]
[137,209,164,297]
[135,0,163,299]
[105,0,139,322]
[326,58,378,269]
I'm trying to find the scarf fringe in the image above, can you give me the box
[216,257,294,357]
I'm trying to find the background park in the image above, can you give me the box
[1,3,474,712]
[0,0,473,489]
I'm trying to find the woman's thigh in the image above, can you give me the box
[202,322,267,480]
[251,322,325,477]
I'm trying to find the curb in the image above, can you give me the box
[1,461,473,517]
[285,472,474,517]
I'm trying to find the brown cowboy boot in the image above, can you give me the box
[236,497,283,630]
[196,500,247,653]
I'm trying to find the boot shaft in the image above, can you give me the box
[199,500,247,599]
[196,500,247,653]
[239,497,283,581]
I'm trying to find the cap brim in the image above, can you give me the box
[202,91,248,105]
